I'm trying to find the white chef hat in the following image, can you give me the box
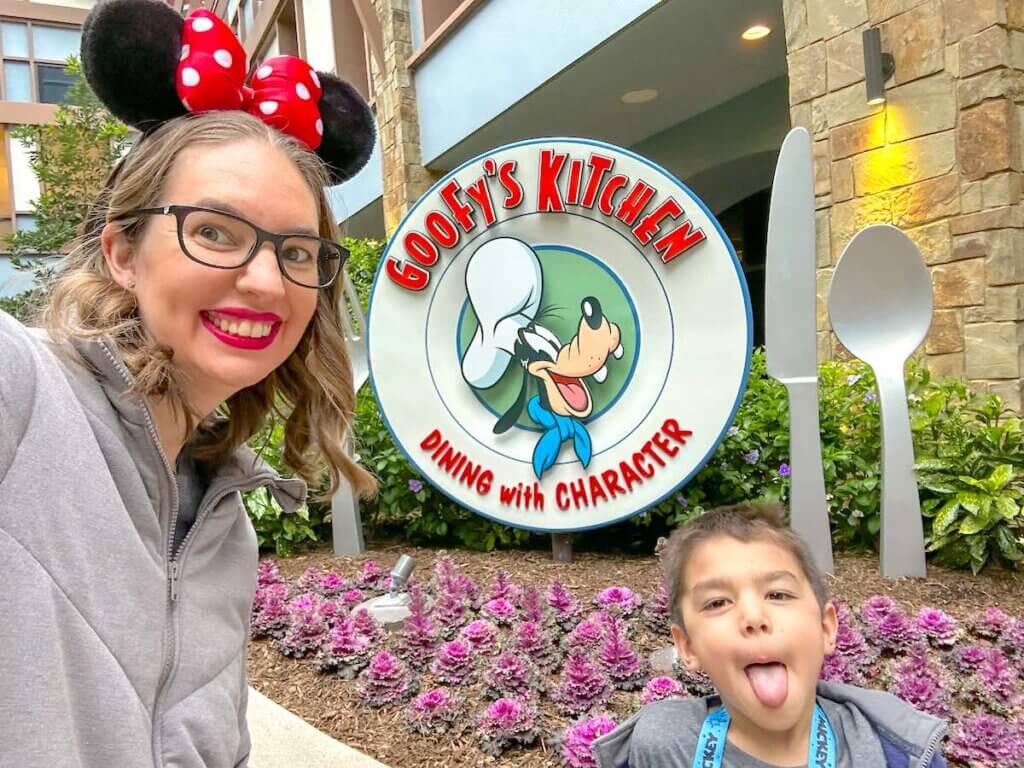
[461,237,543,389]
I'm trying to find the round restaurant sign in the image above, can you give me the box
[367,138,751,532]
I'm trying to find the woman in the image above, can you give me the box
[0,1,375,765]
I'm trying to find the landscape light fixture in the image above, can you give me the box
[863,27,895,105]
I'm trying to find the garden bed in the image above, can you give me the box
[247,542,1024,768]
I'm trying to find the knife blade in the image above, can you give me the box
[765,127,834,574]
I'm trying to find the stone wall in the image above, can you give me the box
[371,0,436,235]
[783,0,1024,410]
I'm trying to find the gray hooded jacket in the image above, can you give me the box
[593,680,948,768]
[0,310,306,767]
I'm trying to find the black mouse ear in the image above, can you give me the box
[81,0,187,131]
[314,73,376,185]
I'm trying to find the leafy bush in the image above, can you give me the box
[243,418,331,557]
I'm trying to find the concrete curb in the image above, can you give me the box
[247,687,389,767]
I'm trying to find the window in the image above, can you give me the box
[2,23,27,58]
[1,22,81,104]
[4,60,29,102]
[31,25,79,61]
[15,214,36,232]
[37,63,75,104]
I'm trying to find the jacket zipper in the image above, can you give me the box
[100,343,284,766]
[99,346,180,768]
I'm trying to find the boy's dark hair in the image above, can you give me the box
[662,502,829,631]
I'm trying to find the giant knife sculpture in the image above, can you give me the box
[764,127,834,574]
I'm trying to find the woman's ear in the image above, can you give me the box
[101,221,136,291]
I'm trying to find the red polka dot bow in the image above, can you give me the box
[176,9,324,150]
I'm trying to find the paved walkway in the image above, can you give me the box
[247,687,388,768]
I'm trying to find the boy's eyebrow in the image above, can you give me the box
[689,570,800,597]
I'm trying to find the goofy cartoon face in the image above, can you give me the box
[460,238,623,480]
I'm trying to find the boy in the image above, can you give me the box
[593,503,947,768]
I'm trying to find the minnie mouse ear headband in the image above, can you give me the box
[80,0,375,185]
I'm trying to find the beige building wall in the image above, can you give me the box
[783,0,1024,409]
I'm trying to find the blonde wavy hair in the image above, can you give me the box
[43,110,376,501]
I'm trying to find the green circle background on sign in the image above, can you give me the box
[457,245,640,432]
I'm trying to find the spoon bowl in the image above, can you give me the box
[829,224,933,366]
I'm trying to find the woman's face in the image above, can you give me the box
[106,139,322,412]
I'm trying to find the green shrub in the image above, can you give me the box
[243,418,332,557]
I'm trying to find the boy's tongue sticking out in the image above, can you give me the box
[745,662,789,708]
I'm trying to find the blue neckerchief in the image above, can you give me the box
[527,395,591,480]
[692,701,836,768]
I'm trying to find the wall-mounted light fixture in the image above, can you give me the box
[741,25,771,41]
[862,27,895,105]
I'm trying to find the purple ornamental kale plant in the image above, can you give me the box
[595,586,642,618]
[820,652,861,685]
[482,598,518,626]
[547,581,583,631]
[455,573,483,610]
[483,651,544,700]
[640,676,685,705]
[916,607,960,649]
[565,616,605,651]
[349,607,385,645]
[314,616,373,679]
[405,687,465,737]
[968,648,1021,714]
[295,566,323,593]
[487,568,523,606]
[356,651,418,707]
[521,585,551,627]
[459,619,499,655]
[868,610,923,655]
[430,640,477,686]
[560,714,618,768]
[515,620,561,673]
[432,554,458,592]
[433,589,470,639]
[973,607,1012,641]
[555,652,613,716]
[947,713,1024,767]
[860,595,899,627]
[588,609,635,641]
[598,615,645,691]
[276,592,329,658]
[250,583,290,639]
[256,559,283,588]
[953,644,991,675]
[476,696,541,757]
[892,650,950,718]
[1001,619,1024,662]
[356,560,389,591]
[338,588,365,611]
[396,584,439,670]
[642,578,671,634]
[317,571,347,598]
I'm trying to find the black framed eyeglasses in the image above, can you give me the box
[117,205,348,289]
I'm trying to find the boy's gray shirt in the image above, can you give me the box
[0,311,306,767]
[593,680,948,768]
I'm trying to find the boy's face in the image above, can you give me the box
[671,535,837,736]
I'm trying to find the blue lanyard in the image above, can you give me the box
[691,702,836,768]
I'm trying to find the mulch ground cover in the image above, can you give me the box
[247,541,1024,768]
